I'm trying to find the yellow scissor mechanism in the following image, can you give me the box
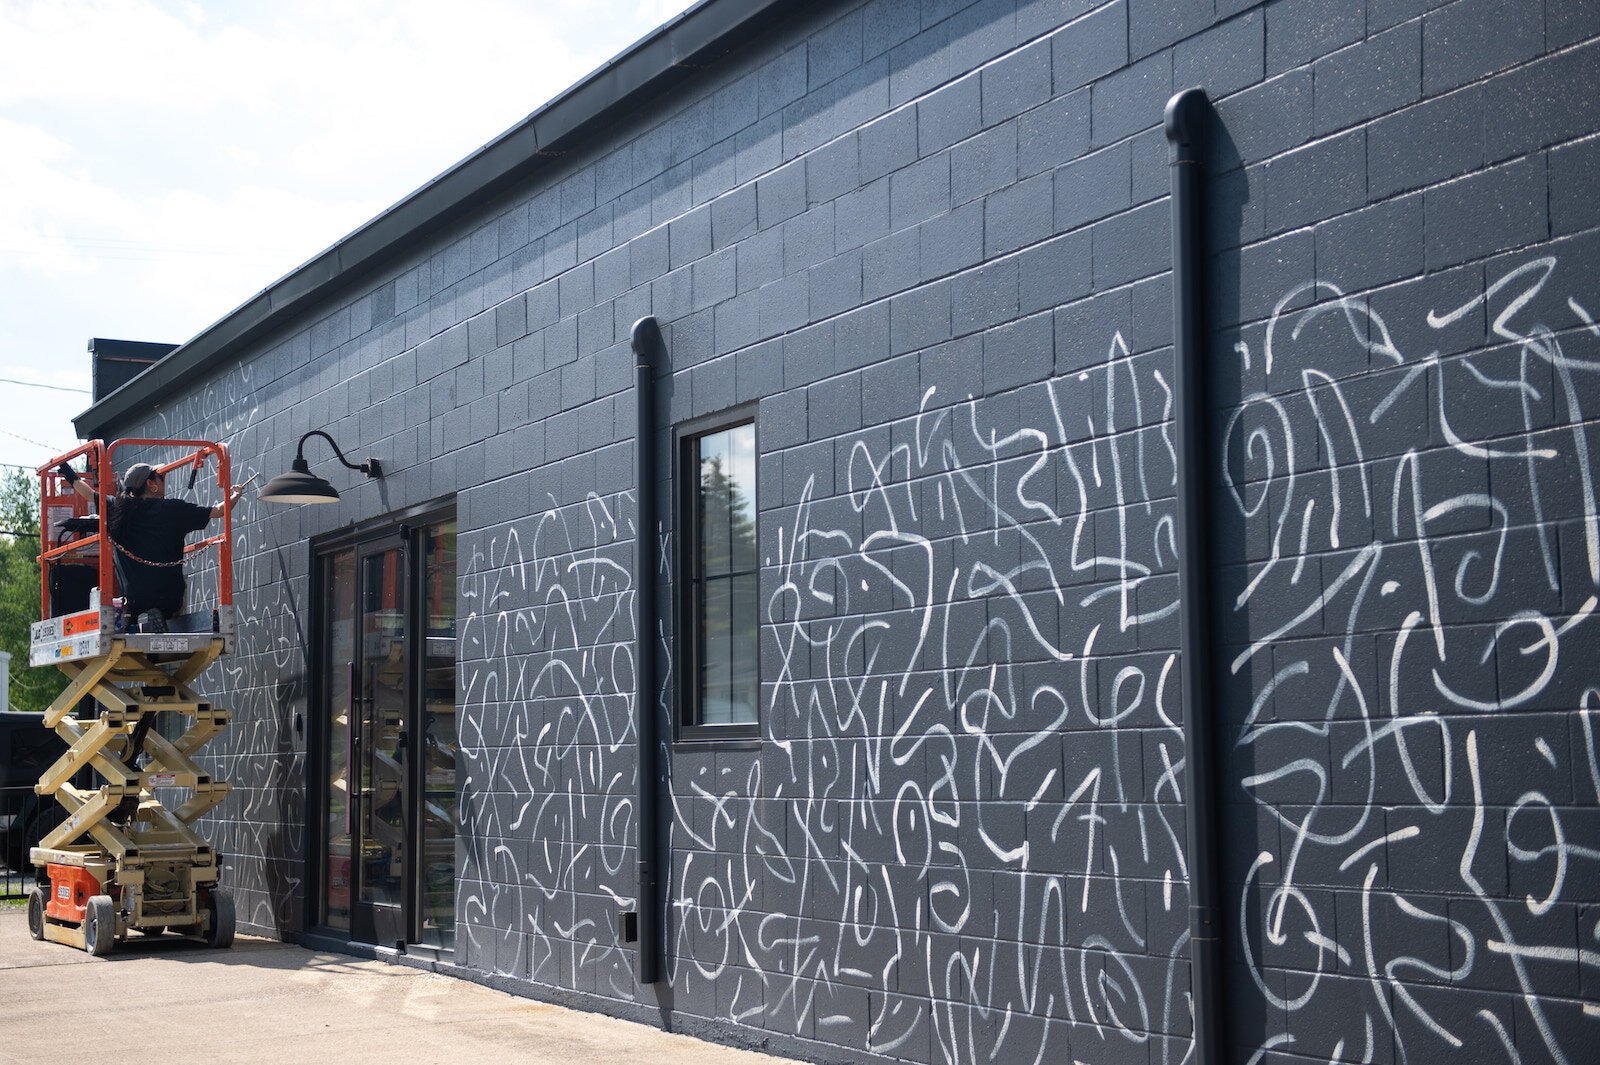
[27,638,237,954]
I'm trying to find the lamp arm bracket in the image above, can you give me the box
[295,429,380,478]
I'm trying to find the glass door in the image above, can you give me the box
[316,514,456,954]
[354,535,408,947]
[322,548,356,933]
[416,520,457,952]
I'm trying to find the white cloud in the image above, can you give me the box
[0,0,697,466]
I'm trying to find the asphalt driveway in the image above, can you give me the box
[0,908,785,1065]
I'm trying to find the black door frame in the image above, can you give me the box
[305,497,455,955]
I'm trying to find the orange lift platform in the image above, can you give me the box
[23,439,238,955]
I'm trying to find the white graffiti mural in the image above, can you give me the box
[1224,257,1600,1065]
[456,491,642,993]
[652,255,1598,1064]
[123,253,1599,1065]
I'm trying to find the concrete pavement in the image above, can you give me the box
[0,908,787,1065]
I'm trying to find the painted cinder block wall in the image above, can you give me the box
[95,0,1599,1062]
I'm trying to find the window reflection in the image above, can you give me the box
[323,549,355,930]
[693,422,757,727]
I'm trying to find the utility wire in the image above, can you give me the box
[0,235,302,255]
[0,425,63,452]
[0,377,90,395]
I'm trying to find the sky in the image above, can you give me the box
[0,0,699,472]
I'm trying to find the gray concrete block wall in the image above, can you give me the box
[99,0,1600,1062]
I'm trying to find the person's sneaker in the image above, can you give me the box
[137,609,168,634]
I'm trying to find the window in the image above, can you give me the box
[679,415,759,737]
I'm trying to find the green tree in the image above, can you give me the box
[0,467,66,711]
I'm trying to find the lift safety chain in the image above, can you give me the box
[111,538,186,569]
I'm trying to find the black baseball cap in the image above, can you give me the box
[122,463,162,493]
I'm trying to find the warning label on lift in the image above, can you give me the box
[31,608,103,644]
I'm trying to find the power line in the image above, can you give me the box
[0,377,89,395]
[0,249,294,266]
[0,235,303,256]
[0,236,303,268]
[0,425,62,452]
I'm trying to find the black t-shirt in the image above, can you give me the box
[108,496,212,597]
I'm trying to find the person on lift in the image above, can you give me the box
[58,461,244,633]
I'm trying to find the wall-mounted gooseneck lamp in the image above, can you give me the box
[258,429,382,505]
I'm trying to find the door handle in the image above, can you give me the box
[349,696,363,752]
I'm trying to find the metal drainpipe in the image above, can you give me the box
[1165,87,1225,1065]
[630,315,663,984]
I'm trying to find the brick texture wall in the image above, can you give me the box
[104,1,1599,1062]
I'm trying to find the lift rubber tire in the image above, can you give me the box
[85,895,115,956]
[26,887,46,941]
[203,888,235,949]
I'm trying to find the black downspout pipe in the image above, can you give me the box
[630,315,663,984]
[1166,87,1225,1065]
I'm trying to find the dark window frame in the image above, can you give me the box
[675,405,760,743]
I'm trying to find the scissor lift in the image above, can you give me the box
[23,439,239,955]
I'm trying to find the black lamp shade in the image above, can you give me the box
[259,458,341,504]
[260,433,380,505]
